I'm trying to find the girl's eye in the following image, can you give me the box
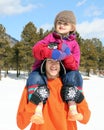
[57,22,61,25]
[57,21,69,26]
[64,23,68,25]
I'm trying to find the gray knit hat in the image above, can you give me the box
[54,10,76,27]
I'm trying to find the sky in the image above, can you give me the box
[0,70,104,130]
[0,0,104,45]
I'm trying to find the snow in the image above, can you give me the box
[0,70,104,130]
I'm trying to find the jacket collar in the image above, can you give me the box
[53,31,76,41]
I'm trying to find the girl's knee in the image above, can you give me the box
[62,71,83,87]
[26,71,45,86]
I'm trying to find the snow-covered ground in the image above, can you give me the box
[0,71,104,130]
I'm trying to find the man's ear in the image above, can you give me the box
[40,59,46,74]
[60,61,66,76]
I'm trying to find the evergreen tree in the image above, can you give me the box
[81,39,98,76]
[91,38,104,71]
[20,22,39,72]
[21,21,39,46]
[0,24,10,79]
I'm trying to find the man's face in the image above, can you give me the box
[46,59,60,79]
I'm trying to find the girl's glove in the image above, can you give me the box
[61,84,84,103]
[51,49,67,60]
[30,85,49,105]
[48,42,71,60]
[59,43,71,55]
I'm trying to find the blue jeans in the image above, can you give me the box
[26,70,47,100]
[27,70,83,88]
[26,70,47,87]
[26,70,83,100]
[61,70,83,88]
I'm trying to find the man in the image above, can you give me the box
[16,58,91,130]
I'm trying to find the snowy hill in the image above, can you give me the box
[4,33,19,47]
[0,71,104,130]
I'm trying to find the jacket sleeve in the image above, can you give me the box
[77,98,91,124]
[16,87,37,129]
[32,34,53,60]
[63,40,80,70]
[63,55,78,70]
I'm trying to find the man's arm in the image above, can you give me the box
[16,87,36,129]
[77,98,91,124]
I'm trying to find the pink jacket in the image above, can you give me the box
[32,32,80,70]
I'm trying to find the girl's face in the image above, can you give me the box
[55,21,74,35]
[46,59,60,79]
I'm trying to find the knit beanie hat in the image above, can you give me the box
[41,59,66,76]
[54,10,76,28]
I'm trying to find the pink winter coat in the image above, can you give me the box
[32,32,80,70]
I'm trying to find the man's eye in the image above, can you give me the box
[47,59,51,62]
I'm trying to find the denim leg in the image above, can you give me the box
[26,70,46,87]
[62,70,83,88]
